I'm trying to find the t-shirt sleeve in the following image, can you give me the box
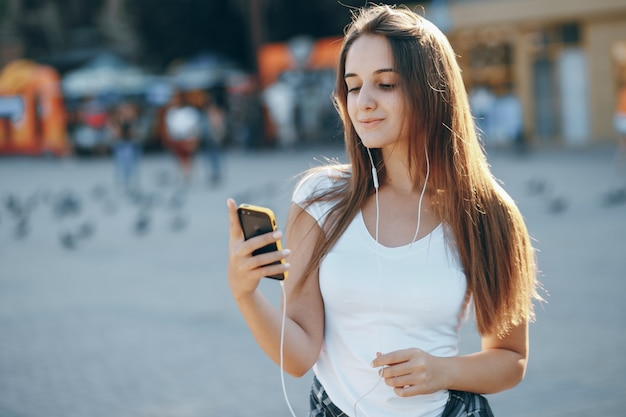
[291,168,340,227]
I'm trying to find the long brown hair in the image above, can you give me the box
[297,4,541,337]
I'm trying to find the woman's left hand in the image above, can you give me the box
[371,349,448,397]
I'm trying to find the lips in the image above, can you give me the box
[358,118,384,129]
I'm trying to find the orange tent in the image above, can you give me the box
[257,36,342,89]
[0,59,69,156]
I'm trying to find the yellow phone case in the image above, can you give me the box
[237,204,286,280]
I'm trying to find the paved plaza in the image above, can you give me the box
[0,144,625,417]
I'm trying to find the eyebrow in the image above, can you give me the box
[344,68,396,79]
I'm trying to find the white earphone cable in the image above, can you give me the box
[279,281,299,417]
[366,148,381,243]
[409,144,430,248]
[278,145,430,417]
[354,148,385,417]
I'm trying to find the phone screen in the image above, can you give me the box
[237,205,285,280]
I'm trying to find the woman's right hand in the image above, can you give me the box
[226,198,291,299]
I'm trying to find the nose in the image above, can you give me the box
[356,84,376,111]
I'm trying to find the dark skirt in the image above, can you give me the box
[309,376,495,417]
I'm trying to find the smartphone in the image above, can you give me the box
[237,204,286,280]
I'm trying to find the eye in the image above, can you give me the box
[379,83,396,90]
[347,85,361,93]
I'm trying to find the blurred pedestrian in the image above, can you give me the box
[614,82,626,173]
[109,101,141,193]
[199,91,226,186]
[469,85,495,145]
[227,4,541,417]
[75,95,110,156]
[163,90,201,184]
[263,73,298,148]
[488,84,524,152]
[229,75,264,149]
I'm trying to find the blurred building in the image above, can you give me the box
[0,0,141,72]
[435,0,626,147]
[3,0,626,149]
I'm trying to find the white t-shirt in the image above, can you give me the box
[165,106,201,141]
[292,167,469,417]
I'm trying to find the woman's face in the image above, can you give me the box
[344,34,409,151]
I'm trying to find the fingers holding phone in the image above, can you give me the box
[227,199,290,295]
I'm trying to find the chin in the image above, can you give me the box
[359,136,396,149]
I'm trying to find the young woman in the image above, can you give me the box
[227,5,542,416]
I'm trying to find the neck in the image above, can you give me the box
[381,147,424,196]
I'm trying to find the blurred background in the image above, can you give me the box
[1,1,626,417]
[0,0,625,154]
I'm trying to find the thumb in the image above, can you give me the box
[227,198,244,241]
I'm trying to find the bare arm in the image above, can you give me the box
[372,320,528,396]
[227,199,324,377]
[444,321,528,394]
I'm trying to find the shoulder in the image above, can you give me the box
[292,165,349,204]
[292,165,350,227]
